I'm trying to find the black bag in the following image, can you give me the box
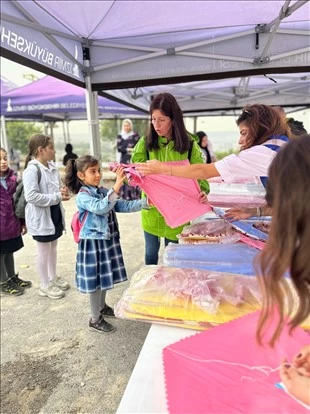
[13,164,42,219]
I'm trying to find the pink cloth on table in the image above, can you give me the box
[163,311,309,413]
[110,161,211,228]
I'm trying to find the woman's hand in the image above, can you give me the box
[198,191,209,204]
[136,160,165,176]
[280,362,310,406]
[224,207,255,221]
[21,225,27,236]
[292,345,310,377]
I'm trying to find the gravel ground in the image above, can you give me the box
[0,188,156,414]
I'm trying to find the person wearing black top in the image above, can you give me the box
[63,143,78,166]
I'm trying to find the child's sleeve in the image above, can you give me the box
[114,198,148,213]
[77,188,119,215]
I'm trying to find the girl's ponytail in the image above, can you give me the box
[24,152,33,168]
[64,158,82,194]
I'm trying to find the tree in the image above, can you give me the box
[6,121,43,154]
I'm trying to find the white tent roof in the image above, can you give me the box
[1,1,309,90]
[1,1,309,154]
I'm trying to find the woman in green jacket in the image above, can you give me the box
[131,93,209,265]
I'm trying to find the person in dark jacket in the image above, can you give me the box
[63,143,78,166]
[195,131,212,163]
[0,147,32,295]
[116,118,141,200]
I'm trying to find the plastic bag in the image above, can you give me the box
[114,265,262,330]
[177,219,241,244]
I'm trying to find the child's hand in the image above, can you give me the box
[292,345,310,377]
[21,225,27,235]
[61,186,71,201]
[112,166,126,194]
[280,361,310,406]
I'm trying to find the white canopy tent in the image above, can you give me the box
[1,0,309,157]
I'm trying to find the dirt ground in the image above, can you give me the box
[0,183,162,414]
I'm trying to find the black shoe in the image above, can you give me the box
[100,304,115,318]
[89,318,116,333]
[11,274,32,288]
[0,280,25,296]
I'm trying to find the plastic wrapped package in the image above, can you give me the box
[177,220,241,244]
[208,181,266,207]
[163,243,258,275]
[114,265,262,330]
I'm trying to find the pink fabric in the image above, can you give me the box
[239,234,266,250]
[163,311,309,413]
[110,161,211,228]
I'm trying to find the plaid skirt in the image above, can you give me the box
[76,236,127,293]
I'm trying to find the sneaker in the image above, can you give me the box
[0,280,24,296]
[51,276,70,291]
[38,283,65,299]
[11,274,32,288]
[89,318,116,333]
[100,304,115,318]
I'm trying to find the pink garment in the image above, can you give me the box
[110,161,211,228]
[163,311,309,413]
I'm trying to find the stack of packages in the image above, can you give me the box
[115,176,272,330]
[115,265,261,330]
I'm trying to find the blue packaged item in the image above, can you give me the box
[163,243,258,276]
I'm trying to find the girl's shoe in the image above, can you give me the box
[100,304,115,318]
[11,274,32,288]
[89,318,116,333]
[38,283,65,299]
[0,280,25,296]
[51,276,70,291]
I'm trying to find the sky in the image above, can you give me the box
[1,57,309,152]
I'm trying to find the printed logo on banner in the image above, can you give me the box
[0,25,81,79]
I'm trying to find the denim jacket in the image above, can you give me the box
[76,185,148,240]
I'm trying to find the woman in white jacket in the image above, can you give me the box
[23,134,71,299]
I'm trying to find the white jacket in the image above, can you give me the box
[23,160,66,236]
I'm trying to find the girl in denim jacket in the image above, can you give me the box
[65,155,148,333]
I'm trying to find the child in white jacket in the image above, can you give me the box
[23,133,71,299]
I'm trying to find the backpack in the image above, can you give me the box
[71,210,88,243]
[71,189,90,243]
[13,164,42,219]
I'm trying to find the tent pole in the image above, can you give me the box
[83,46,101,159]
[66,120,71,143]
[62,121,67,144]
[1,116,9,151]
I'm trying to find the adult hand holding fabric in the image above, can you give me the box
[224,207,257,221]
[198,191,208,204]
[136,160,167,176]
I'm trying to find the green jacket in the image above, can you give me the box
[131,135,210,240]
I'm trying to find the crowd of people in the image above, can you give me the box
[0,93,309,407]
